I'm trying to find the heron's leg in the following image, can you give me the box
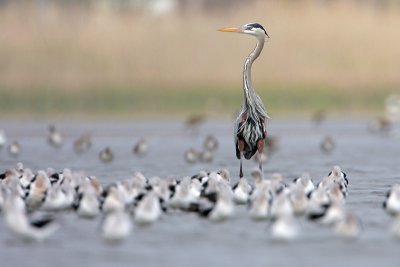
[238,140,245,178]
[257,139,264,172]
[239,156,243,178]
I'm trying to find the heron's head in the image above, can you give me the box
[218,22,269,39]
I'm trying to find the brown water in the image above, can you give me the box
[0,119,399,267]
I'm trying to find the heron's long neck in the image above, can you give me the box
[243,37,264,111]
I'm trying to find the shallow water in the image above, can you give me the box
[0,119,399,267]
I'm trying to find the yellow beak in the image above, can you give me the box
[217,27,241,33]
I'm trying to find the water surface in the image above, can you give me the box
[0,119,399,267]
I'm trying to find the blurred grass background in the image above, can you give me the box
[0,0,399,119]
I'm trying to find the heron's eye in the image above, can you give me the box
[243,25,252,30]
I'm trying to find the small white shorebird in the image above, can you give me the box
[232,175,252,204]
[101,186,126,213]
[134,191,162,225]
[314,201,346,226]
[270,215,299,242]
[0,129,7,149]
[204,134,218,152]
[42,183,73,211]
[133,138,148,157]
[169,176,200,210]
[204,184,235,222]
[215,169,231,185]
[74,182,101,219]
[19,168,35,189]
[25,171,51,210]
[1,170,25,202]
[320,135,335,154]
[184,148,199,164]
[101,210,132,243]
[328,183,346,205]
[306,186,331,218]
[3,191,59,242]
[389,215,400,240]
[289,184,309,216]
[99,147,114,163]
[249,168,268,197]
[270,191,294,219]
[326,165,348,194]
[292,173,315,195]
[48,125,63,148]
[73,133,92,154]
[117,179,141,205]
[334,212,362,240]
[8,141,21,157]
[249,183,271,221]
[199,149,214,163]
[270,173,286,196]
[383,184,400,216]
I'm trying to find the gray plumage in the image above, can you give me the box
[220,22,269,177]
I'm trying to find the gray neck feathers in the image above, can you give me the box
[242,36,267,120]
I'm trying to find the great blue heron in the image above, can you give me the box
[218,22,269,177]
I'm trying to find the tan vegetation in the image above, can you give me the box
[0,1,399,117]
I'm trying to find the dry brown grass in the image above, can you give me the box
[0,1,400,92]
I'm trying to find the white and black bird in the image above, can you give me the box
[1,170,25,198]
[248,183,271,221]
[199,184,234,222]
[270,173,286,196]
[320,135,335,154]
[335,212,362,240]
[0,129,7,149]
[101,185,126,213]
[191,171,209,185]
[134,191,162,225]
[289,184,309,216]
[389,215,400,240]
[3,192,59,242]
[133,138,148,157]
[25,171,51,210]
[184,148,199,164]
[204,135,218,151]
[318,166,348,197]
[117,179,140,205]
[101,210,132,243]
[270,191,294,219]
[309,201,346,226]
[19,168,34,189]
[48,125,63,148]
[327,165,348,188]
[42,183,72,211]
[215,169,231,185]
[169,176,200,210]
[8,141,21,157]
[74,133,92,154]
[232,176,252,204]
[199,149,214,163]
[99,147,114,163]
[292,173,315,196]
[219,23,269,177]
[270,215,299,242]
[250,168,268,196]
[307,186,331,218]
[74,183,101,219]
[383,184,400,216]
[328,183,346,205]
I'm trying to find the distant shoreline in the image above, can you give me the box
[0,85,394,119]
